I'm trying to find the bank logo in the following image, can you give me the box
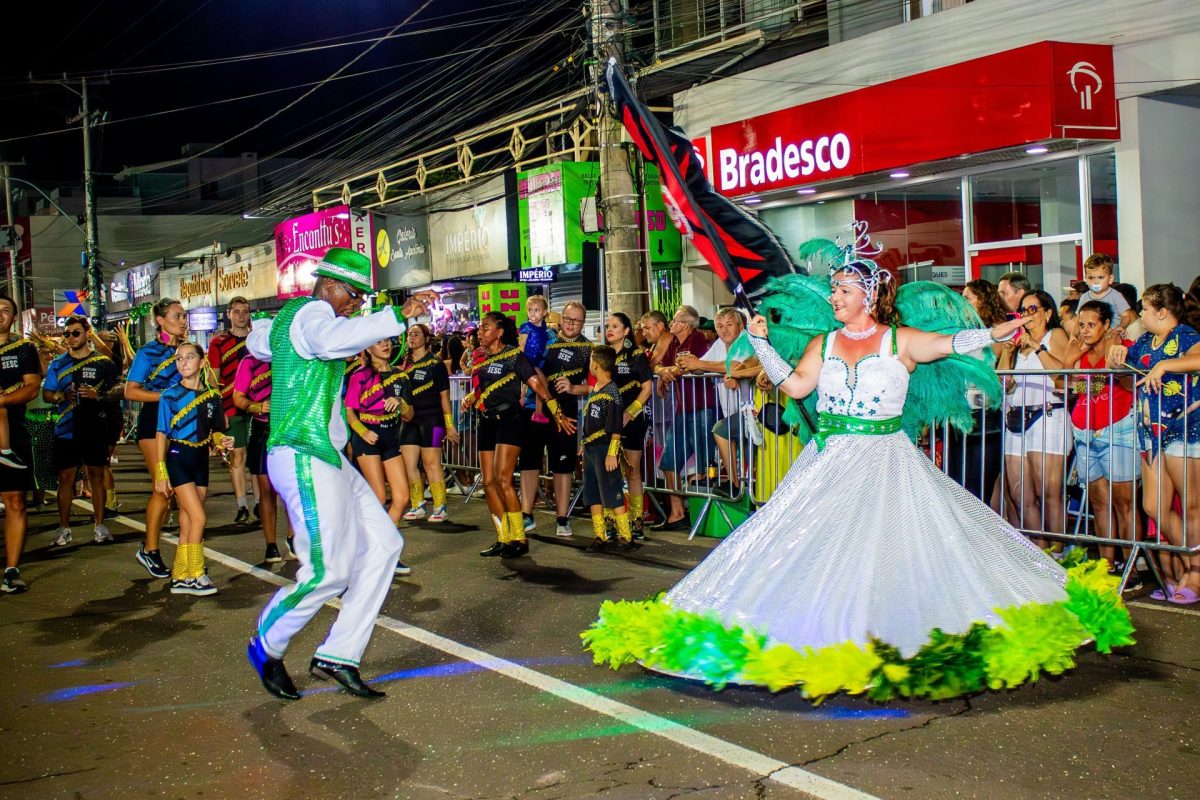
[1067,61,1103,111]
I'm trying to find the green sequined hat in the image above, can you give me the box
[313,247,374,292]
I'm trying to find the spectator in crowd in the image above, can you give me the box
[678,308,760,496]
[1064,300,1137,571]
[697,317,718,346]
[997,289,1071,549]
[442,331,465,377]
[1059,296,1081,339]
[1113,282,1144,340]
[962,279,1009,357]
[520,295,553,424]
[653,305,718,531]
[639,310,670,369]
[606,312,653,539]
[44,316,119,547]
[997,271,1033,314]
[1110,283,1200,604]
[1063,279,1088,303]
[0,295,41,593]
[1082,254,1137,332]
[97,329,125,518]
[25,343,57,508]
[207,296,255,525]
[518,302,591,537]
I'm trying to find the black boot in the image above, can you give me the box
[309,658,385,698]
[479,541,506,557]
[247,638,300,700]
[501,539,529,558]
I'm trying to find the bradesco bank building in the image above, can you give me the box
[686,40,1156,297]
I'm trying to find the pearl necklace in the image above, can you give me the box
[839,324,878,341]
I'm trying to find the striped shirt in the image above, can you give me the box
[207,331,248,417]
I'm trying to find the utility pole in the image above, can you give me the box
[590,0,648,319]
[77,77,105,329]
[34,74,109,328]
[1,160,25,317]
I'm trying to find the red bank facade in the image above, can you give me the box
[677,3,1200,306]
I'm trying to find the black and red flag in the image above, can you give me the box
[603,59,796,311]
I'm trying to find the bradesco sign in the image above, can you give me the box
[710,41,1118,196]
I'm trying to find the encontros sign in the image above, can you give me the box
[709,41,1118,196]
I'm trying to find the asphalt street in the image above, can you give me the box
[1,445,1197,800]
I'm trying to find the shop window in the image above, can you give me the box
[759,199,855,272]
[1088,152,1119,270]
[970,159,1081,243]
[853,178,964,278]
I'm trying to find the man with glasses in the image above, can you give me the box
[245,248,426,701]
[0,294,41,593]
[44,316,120,547]
[518,301,592,538]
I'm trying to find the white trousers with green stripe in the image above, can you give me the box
[256,448,404,666]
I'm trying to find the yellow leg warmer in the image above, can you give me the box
[171,545,189,581]
[591,512,606,541]
[613,510,632,543]
[189,543,207,579]
[492,514,507,543]
[628,492,643,521]
[409,480,424,510]
[430,481,446,508]
[506,512,526,543]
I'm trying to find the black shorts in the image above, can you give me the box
[53,434,111,471]
[105,405,123,446]
[166,443,210,488]
[247,417,270,475]
[351,424,401,461]
[620,416,649,451]
[477,410,523,451]
[581,443,624,508]
[136,402,159,441]
[0,421,33,494]
[516,408,579,474]
[399,417,446,449]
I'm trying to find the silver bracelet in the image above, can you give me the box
[749,333,794,386]
[952,329,995,355]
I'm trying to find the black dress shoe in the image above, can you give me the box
[479,541,506,557]
[651,517,689,532]
[309,658,385,698]
[501,539,529,558]
[585,538,608,553]
[247,638,300,700]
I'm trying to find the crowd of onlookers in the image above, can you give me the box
[3,255,1199,602]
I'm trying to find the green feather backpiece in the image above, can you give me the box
[580,559,1134,703]
[895,281,1003,439]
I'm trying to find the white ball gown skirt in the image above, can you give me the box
[583,430,1134,701]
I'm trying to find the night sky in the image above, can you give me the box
[1,0,583,189]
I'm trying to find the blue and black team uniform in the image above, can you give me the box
[157,382,226,488]
[128,339,180,440]
[44,350,120,470]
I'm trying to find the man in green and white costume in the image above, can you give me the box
[246,248,422,700]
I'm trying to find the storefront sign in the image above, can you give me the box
[429,195,511,279]
[517,266,557,283]
[179,270,214,305]
[20,307,57,335]
[53,289,88,327]
[710,41,1118,196]
[188,307,219,332]
[478,282,526,326]
[516,162,682,267]
[275,205,373,299]
[373,212,430,290]
[108,260,160,312]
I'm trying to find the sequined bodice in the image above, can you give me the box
[816,329,909,419]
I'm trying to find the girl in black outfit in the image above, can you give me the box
[606,313,654,537]
[462,312,574,557]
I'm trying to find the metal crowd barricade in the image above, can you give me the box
[931,364,1199,595]
[444,375,483,502]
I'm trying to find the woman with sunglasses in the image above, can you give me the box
[125,297,187,579]
[997,289,1071,550]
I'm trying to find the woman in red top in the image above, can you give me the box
[1064,300,1137,569]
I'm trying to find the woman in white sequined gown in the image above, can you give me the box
[664,267,1068,658]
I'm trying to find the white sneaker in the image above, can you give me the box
[93,524,113,544]
[555,523,573,538]
[403,504,426,521]
[52,528,72,546]
[427,505,448,523]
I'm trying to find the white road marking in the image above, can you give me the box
[1129,600,1200,617]
[74,499,877,800]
